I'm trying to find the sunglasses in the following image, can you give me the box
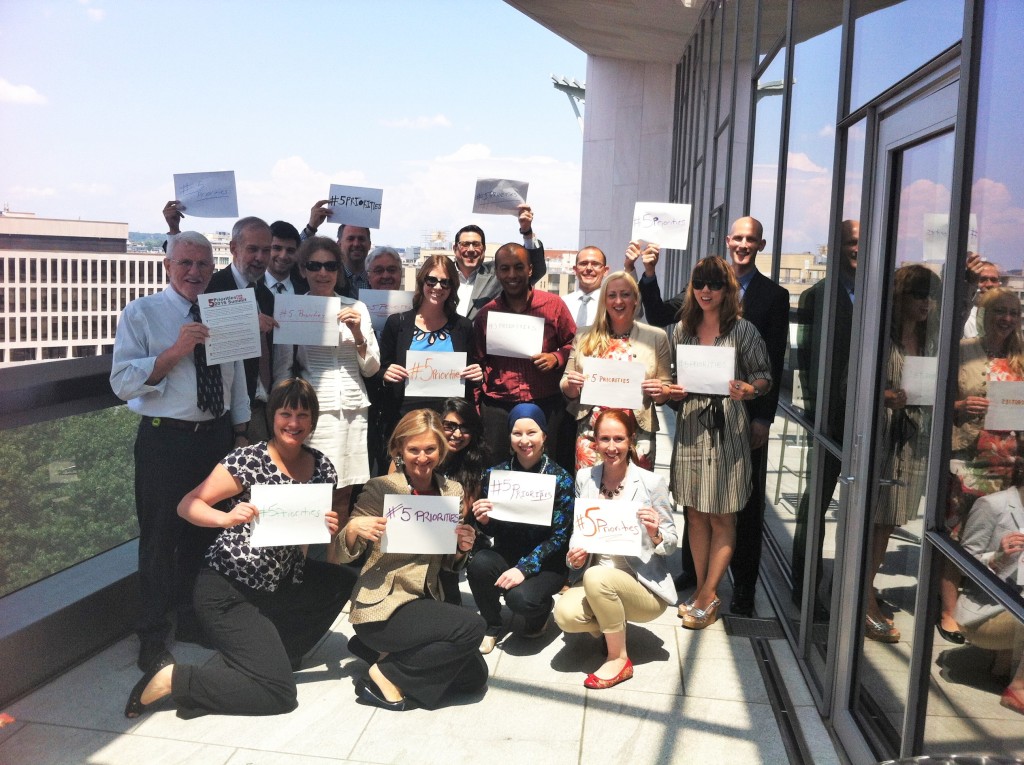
[908,289,932,300]
[305,260,339,272]
[424,275,452,289]
[692,279,725,291]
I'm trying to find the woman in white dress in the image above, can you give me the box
[274,237,380,512]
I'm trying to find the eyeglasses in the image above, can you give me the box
[370,266,400,275]
[442,420,467,434]
[305,261,339,272]
[457,241,484,250]
[692,279,725,291]
[575,260,605,269]
[424,275,452,289]
[169,259,214,272]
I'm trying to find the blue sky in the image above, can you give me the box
[0,0,587,248]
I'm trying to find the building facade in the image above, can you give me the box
[507,0,1024,760]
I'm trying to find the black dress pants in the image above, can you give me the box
[172,561,355,717]
[354,599,487,709]
[466,548,566,635]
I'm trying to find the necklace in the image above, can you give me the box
[599,481,623,498]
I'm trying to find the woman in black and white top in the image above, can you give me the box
[124,378,356,719]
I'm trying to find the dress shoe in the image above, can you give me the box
[730,585,755,617]
[137,638,168,672]
[1000,686,1024,716]
[125,650,174,718]
[682,598,721,630]
[864,614,900,643]
[936,623,965,645]
[584,659,633,689]
[479,635,497,655]
[355,677,406,711]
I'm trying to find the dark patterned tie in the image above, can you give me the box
[275,282,285,294]
[189,303,224,417]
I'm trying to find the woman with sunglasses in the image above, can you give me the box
[274,237,380,516]
[669,256,771,630]
[863,264,942,643]
[379,256,482,424]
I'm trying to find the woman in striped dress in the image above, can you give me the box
[668,256,771,629]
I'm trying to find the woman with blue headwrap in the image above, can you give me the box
[468,403,574,654]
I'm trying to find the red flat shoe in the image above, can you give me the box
[1000,687,1024,715]
[584,659,633,690]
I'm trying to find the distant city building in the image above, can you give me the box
[0,213,164,367]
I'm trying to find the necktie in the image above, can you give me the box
[188,303,224,417]
[275,282,286,294]
[576,294,592,327]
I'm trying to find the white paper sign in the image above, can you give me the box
[327,184,384,229]
[198,288,262,364]
[580,357,647,410]
[472,178,528,214]
[631,202,693,250]
[984,381,1024,431]
[486,470,556,526]
[272,294,342,346]
[380,494,461,555]
[900,355,938,406]
[248,483,332,547]
[675,344,734,395]
[361,289,414,333]
[572,499,642,556]
[923,213,979,262]
[173,171,239,218]
[485,312,544,358]
[405,351,467,398]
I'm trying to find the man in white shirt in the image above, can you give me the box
[264,220,306,295]
[561,246,609,329]
[111,232,250,672]
[963,258,1001,338]
[452,204,547,320]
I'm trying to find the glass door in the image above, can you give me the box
[835,75,959,760]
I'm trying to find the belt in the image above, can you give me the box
[142,415,227,433]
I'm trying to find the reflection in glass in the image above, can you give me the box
[849,0,962,111]
[0,406,138,597]
[757,0,787,64]
[854,130,955,756]
[749,51,786,269]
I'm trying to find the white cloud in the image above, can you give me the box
[818,123,835,138]
[86,8,106,21]
[7,185,57,198]
[378,114,451,129]
[787,152,828,174]
[69,182,113,196]
[0,77,47,105]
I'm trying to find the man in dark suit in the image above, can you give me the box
[205,216,277,443]
[453,204,547,320]
[265,220,308,295]
[632,216,790,616]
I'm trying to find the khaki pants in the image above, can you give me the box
[554,566,666,635]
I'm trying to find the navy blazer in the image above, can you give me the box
[638,269,789,424]
[206,265,276,404]
[378,309,479,414]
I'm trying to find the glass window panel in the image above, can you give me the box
[729,0,756,223]
[718,0,737,127]
[850,0,962,112]
[0,407,138,597]
[778,3,843,413]
[757,0,788,64]
[749,50,787,273]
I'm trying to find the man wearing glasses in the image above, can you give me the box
[453,204,547,320]
[111,232,250,672]
[628,216,789,617]
[365,246,405,291]
[562,246,609,329]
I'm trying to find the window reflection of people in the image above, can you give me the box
[952,486,1024,715]
[667,256,772,629]
[791,219,857,605]
[124,380,356,718]
[962,258,1001,339]
[865,264,941,643]
[561,271,673,471]
[944,288,1024,641]
[554,410,678,689]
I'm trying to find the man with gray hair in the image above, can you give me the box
[111,231,250,671]
[366,246,404,291]
[206,216,277,441]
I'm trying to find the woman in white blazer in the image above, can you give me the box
[953,486,1024,715]
[554,409,677,690]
